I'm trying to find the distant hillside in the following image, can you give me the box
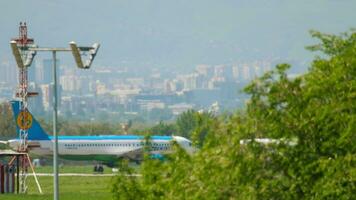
[0,0,355,71]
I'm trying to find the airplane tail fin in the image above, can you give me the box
[10,100,50,140]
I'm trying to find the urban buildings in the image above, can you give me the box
[0,57,276,122]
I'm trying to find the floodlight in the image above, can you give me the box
[10,40,24,68]
[69,41,84,69]
[24,45,37,67]
[69,42,100,69]
[84,43,100,69]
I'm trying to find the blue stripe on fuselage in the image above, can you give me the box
[47,135,173,141]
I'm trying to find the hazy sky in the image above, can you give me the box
[1,0,355,70]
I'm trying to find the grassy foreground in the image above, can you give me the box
[0,166,114,200]
[34,165,114,174]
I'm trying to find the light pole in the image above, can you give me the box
[10,41,100,200]
[52,50,59,200]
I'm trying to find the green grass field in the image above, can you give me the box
[1,176,114,200]
[0,166,117,200]
[34,165,114,174]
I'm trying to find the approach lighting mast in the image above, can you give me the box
[10,22,100,200]
[10,22,38,193]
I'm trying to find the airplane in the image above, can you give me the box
[1,101,194,171]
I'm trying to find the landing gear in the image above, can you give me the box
[94,164,104,173]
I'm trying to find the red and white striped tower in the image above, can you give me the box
[11,22,36,193]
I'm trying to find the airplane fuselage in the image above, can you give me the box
[8,135,192,162]
[7,101,194,164]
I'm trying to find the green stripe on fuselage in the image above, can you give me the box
[59,154,119,162]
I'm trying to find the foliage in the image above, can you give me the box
[190,111,216,147]
[0,102,16,138]
[149,121,177,136]
[175,109,198,138]
[175,109,214,141]
[129,109,214,139]
[112,31,356,199]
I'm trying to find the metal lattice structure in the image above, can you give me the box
[11,22,37,193]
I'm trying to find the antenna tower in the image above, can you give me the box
[12,22,37,193]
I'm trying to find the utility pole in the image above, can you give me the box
[52,50,59,200]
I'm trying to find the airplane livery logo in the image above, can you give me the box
[17,110,33,130]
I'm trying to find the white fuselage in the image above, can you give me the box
[7,135,194,161]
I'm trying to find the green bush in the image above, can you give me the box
[110,30,356,199]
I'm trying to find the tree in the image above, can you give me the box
[0,102,16,138]
[112,30,356,199]
[175,109,197,138]
[175,109,215,145]
[149,121,177,136]
[190,111,215,147]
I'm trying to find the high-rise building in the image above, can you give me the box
[40,84,50,111]
[27,60,37,83]
[39,58,60,84]
[232,64,240,80]
[196,64,213,78]
[40,83,62,111]
[242,64,251,81]
[1,59,17,85]
[214,65,234,82]
[222,65,234,82]
[60,75,79,92]
[28,82,44,114]
[180,74,198,91]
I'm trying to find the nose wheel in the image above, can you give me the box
[94,164,104,173]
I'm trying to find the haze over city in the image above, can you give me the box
[1,0,356,123]
[1,0,355,68]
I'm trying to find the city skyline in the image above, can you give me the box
[1,56,271,123]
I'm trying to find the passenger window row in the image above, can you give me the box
[63,143,170,147]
